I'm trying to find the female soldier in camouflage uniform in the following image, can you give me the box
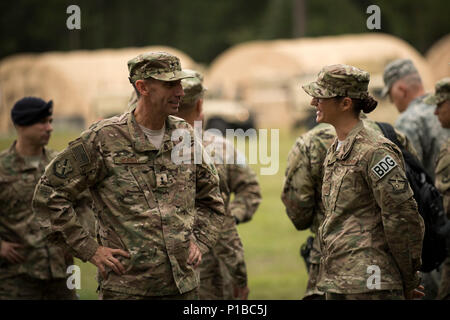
[281,119,418,300]
[301,64,425,300]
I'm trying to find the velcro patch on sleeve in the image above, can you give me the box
[371,155,397,179]
[71,143,90,167]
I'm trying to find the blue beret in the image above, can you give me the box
[11,97,53,126]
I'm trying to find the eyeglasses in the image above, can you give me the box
[312,97,331,104]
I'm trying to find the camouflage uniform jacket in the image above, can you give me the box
[199,131,261,291]
[226,150,261,224]
[318,120,424,294]
[435,139,450,300]
[395,95,450,180]
[0,142,68,280]
[282,123,335,268]
[435,138,450,218]
[282,120,418,267]
[32,111,225,296]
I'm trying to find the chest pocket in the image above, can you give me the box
[153,162,195,209]
[334,160,370,210]
[11,172,36,194]
[0,176,17,211]
[2,174,37,221]
[109,156,156,210]
[322,163,333,211]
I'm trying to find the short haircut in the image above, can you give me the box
[402,72,423,89]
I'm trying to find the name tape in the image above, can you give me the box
[371,155,397,179]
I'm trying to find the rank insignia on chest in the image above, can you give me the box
[371,155,397,179]
[156,173,169,187]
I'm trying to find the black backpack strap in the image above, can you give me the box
[375,121,434,185]
[376,122,402,150]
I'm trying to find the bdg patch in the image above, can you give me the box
[371,155,397,179]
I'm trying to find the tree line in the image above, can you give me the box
[1,0,448,64]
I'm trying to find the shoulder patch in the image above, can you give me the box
[53,158,74,178]
[371,155,397,179]
[71,143,90,167]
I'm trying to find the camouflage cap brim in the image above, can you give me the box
[423,94,437,105]
[424,93,450,105]
[148,69,195,82]
[302,81,338,99]
[380,85,390,98]
[128,51,195,83]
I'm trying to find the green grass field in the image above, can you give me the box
[0,127,311,300]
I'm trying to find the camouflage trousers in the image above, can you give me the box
[303,263,325,300]
[0,275,77,300]
[437,257,450,300]
[198,249,232,300]
[325,290,404,300]
[99,288,199,300]
[199,275,226,300]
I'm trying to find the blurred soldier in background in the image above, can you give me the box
[382,59,450,299]
[0,97,85,299]
[429,77,450,300]
[284,64,424,300]
[176,69,261,299]
[282,123,333,300]
[282,119,417,300]
[32,52,225,300]
[381,59,450,180]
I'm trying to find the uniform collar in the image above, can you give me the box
[410,93,429,106]
[330,120,365,161]
[127,111,175,154]
[3,141,49,172]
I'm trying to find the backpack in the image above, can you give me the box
[376,122,450,272]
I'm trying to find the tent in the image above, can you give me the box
[205,33,434,127]
[426,33,450,83]
[0,46,198,133]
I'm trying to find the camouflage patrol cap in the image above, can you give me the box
[302,64,370,99]
[424,77,450,105]
[127,51,193,83]
[381,59,418,98]
[181,69,206,105]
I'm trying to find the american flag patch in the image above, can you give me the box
[71,143,90,167]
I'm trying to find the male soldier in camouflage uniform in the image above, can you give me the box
[381,59,450,180]
[128,78,261,225]
[428,77,450,300]
[299,64,425,299]
[176,70,261,299]
[282,119,417,300]
[382,59,450,299]
[0,97,81,299]
[32,52,225,300]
